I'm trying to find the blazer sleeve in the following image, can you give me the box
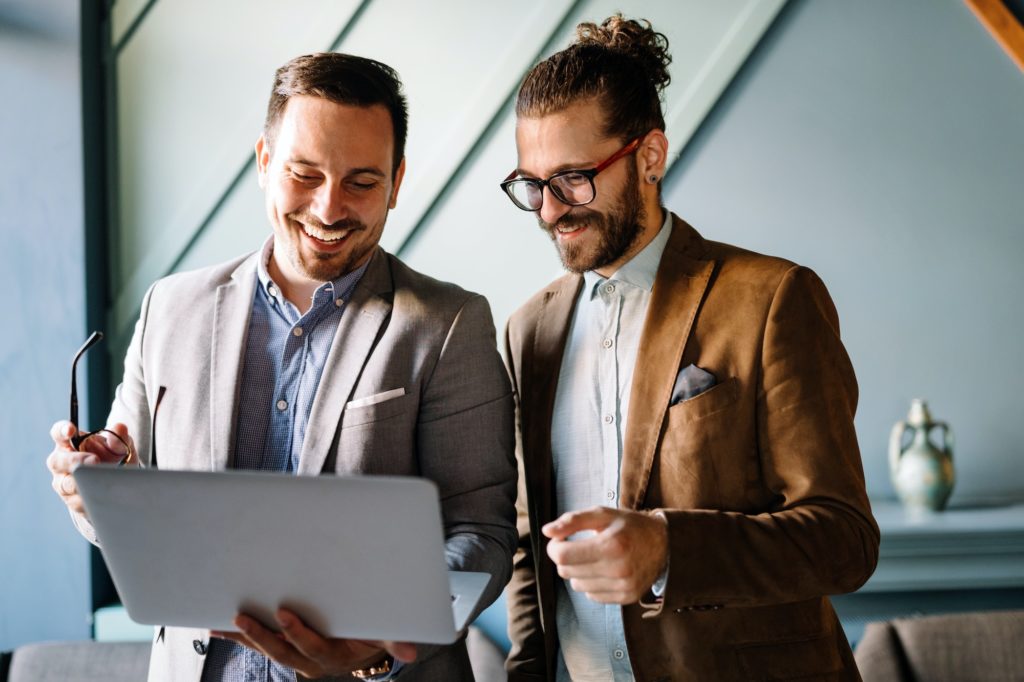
[648,266,879,615]
[503,323,549,681]
[402,294,517,668]
[70,281,157,545]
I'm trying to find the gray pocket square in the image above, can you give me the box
[670,364,716,405]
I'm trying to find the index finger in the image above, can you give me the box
[542,507,616,539]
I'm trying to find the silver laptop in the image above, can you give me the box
[73,466,491,644]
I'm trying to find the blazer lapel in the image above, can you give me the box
[619,217,715,510]
[525,274,582,525]
[297,248,393,476]
[210,254,259,472]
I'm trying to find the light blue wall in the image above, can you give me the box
[663,0,1024,503]
[0,2,94,651]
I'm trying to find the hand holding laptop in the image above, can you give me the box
[46,419,136,517]
[212,607,417,678]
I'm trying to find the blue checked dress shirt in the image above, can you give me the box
[201,238,368,682]
[550,211,671,682]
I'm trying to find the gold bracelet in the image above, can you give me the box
[351,654,393,679]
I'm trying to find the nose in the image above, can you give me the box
[310,181,348,226]
[538,185,572,226]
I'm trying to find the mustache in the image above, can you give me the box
[288,211,366,232]
[538,208,600,232]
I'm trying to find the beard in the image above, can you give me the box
[538,162,646,274]
[282,210,378,281]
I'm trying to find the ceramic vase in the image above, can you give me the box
[889,399,955,513]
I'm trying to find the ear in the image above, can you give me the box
[637,129,669,184]
[388,156,407,209]
[255,134,271,190]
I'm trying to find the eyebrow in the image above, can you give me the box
[286,158,386,178]
[515,159,598,179]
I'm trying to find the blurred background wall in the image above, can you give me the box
[0,0,93,651]
[2,0,1022,653]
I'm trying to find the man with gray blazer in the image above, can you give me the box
[45,52,516,682]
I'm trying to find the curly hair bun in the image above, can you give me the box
[574,14,672,93]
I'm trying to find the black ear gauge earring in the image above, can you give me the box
[649,175,659,183]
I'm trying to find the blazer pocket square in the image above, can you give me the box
[346,387,406,409]
[670,365,716,405]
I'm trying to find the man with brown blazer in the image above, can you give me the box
[499,15,879,681]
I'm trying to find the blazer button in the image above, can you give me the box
[193,639,208,655]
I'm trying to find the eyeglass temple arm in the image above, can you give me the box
[70,331,104,430]
[592,137,642,173]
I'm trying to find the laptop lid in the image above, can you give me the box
[73,466,490,644]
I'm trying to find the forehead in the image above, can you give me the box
[273,95,394,169]
[514,99,612,175]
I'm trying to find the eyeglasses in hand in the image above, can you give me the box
[70,331,134,466]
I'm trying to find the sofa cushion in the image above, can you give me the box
[855,610,1024,682]
[7,640,150,682]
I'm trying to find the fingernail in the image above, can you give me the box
[276,611,293,627]
[234,617,250,633]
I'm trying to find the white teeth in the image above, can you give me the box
[302,225,349,242]
[556,225,581,234]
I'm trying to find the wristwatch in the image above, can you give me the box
[351,654,393,679]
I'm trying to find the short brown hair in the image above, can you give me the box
[516,15,671,142]
[263,52,408,178]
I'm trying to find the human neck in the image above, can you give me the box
[593,202,665,279]
[267,253,322,315]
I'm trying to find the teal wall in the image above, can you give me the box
[664,0,1024,504]
[0,1,94,651]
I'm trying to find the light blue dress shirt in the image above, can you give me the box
[550,211,672,682]
[201,238,368,682]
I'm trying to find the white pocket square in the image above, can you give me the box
[346,387,406,409]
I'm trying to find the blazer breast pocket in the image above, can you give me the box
[658,377,744,507]
[342,389,413,428]
[666,376,739,424]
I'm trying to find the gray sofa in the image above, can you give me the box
[2,625,507,681]
[854,610,1024,681]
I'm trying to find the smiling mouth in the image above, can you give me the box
[301,223,351,243]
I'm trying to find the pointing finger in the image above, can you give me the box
[543,507,616,539]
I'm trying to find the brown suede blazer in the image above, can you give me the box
[504,214,879,682]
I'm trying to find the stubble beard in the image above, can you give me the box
[283,210,380,281]
[539,163,646,274]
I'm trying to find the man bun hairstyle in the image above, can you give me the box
[263,52,409,178]
[516,14,671,142]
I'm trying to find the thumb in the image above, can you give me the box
[380,640,417,663]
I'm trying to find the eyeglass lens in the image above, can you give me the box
[508,172,595,211]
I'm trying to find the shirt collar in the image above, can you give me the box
[257,235,369,309]
[583,208,673,299]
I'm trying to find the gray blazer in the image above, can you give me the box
[73,247,517,681]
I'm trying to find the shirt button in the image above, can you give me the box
[335,298,343,307]
[602,338,613,349]
[268,286,277,297]
[277,399,288,411]
[604,283,615,294]
[193,639,207,655]
[293,327,303,337]
[603,413,614,424]
[613,648,625,659]
[606,489,616,501]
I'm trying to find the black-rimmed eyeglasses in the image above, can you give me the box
[71,331,134,466]
[500,137,641,212]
